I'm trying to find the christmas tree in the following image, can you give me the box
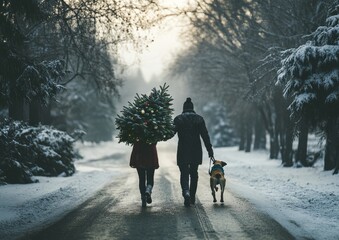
[115,83,175,145]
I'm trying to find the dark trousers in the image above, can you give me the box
[178,164,199,197]
[137,168,155,195]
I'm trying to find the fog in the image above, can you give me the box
[116,15,191,117]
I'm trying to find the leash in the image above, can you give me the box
[208,156,215,175]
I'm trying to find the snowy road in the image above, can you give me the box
[18,145,294,240]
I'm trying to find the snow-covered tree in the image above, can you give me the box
[0,0,50,121]
[277,10,339,173]
[15,60,65,103]
[0,120,80,184]
[202,102,239,147]
[52,78,116,143]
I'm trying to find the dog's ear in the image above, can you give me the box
[221,161,227,167]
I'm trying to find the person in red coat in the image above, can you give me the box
[130,141,159,207]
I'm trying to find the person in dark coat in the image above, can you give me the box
[173,97,214,206]
[130,141,159,207]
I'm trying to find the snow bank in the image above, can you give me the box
[0,141,128,240]
[210,147,339,240]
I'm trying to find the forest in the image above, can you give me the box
[168,0,339,174]
[1,0,339,184]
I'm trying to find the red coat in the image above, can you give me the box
[130,142,159,169]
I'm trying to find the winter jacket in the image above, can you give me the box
[173,110,213,166]
[130,142,159,169]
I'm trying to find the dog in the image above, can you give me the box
[210,160,227,203]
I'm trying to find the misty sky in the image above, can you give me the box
[118,1,192,82]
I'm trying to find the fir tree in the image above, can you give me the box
[277,10,339,173]
[115,83,175,145]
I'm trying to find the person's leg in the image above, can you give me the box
[145,168,155,204]
[137,168,147,207]
[179,164,190,206]
[189,164,199,204]
[137,168,147,194]
[146,168,155,187]
[179,164,190,194]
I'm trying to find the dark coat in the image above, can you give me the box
[130,142,159,169]
[173,110,213,166]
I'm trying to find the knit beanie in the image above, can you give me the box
[183,97,194,111]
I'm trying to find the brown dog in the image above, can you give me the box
[210,160,227,203]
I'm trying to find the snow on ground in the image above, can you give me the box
[1,140,339,240]
[0,141,130,240]
[209,147,339,240]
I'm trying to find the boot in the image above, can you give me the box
[190,177,198,205]
[183,190,190,207]
[145,185,153,204]
[190,195,196,205]
[141,195,146,207]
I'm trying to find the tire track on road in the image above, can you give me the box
[194,199,219,240]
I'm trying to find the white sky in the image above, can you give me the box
[119,24,185,81]
[139,25,185,81]
[118,1,194,82]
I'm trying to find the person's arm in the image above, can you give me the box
[200,118,214,158]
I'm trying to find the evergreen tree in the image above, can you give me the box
[115,83,175,145]
[277,9,339,173]
[202,102,238,147]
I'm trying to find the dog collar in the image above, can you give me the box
[211,165,224,174]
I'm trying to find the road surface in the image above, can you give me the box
[19,144,295,240]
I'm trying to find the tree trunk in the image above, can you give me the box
[324,118,337,171]
[324,137,336,171]
[334,154,339,174]
[279,110,293,167]
[268,135,275,159]
[257,105,277,158]
[41,103,51,125]
[296,119,308,166]
[273,127,280,159]
[279,131,285,163]
[239,123,245,151]
[275,110,283,160]
[253,113,266,150]
[29,100,51,125]
[8,90,29,122]
[334,117,339,174]
[245,119,252,152]
[273,89,293,166]
[284,122,294,167]
[29,99,41,125]
[332,118,339,174]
